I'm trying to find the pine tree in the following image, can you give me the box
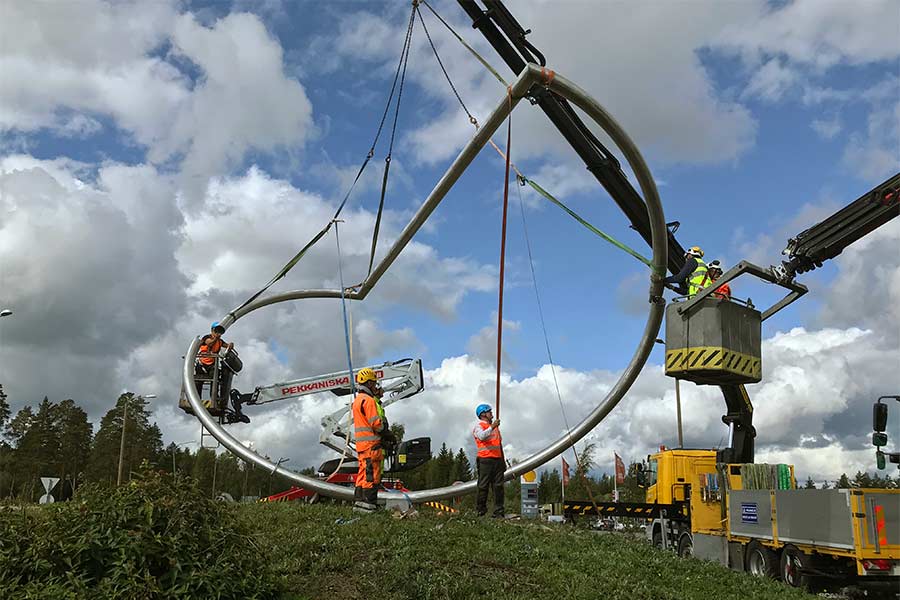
[85,393,163,483]
[429,443,454,488]
[192,448,216,496]
[53,399,92,489]
[4,406,33,445]
[0,385,10,433]
[804,476,816,489]
[451,448,472,482]
[538,468,562,504]
[10,398,61,500]
[851,471,872,488]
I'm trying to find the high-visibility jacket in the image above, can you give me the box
[714,282,732,300]
[473,420,503,459]
[687,259,709,296]
[699,272,732,300]
[353,391,386,453]
[199,337,223,366]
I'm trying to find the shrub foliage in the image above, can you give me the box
[0,468,280,599]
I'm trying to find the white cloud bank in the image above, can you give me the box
[0,0,314,202]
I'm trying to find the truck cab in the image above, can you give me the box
[644,448,723,554]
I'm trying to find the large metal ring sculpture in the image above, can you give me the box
[183,64,668,502]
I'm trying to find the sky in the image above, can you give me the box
[0,0,898,486]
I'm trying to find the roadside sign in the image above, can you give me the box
[40,477,60,504]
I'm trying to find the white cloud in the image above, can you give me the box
[810,116,842,140]
[316,2,758,168]
[715,0,900,69]
[842,97,900,183]
[0,155,496,440]
[466,316,521,365]
[743,58,798,102]
[713,2,899,185]
[0,1,314,202]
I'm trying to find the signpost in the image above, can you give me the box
[39,476,60,504]
[520,470,539,519]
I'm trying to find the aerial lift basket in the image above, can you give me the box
[665,298,762,385]
[664,261,808,385]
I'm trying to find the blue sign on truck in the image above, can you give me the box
[741,502,758,524]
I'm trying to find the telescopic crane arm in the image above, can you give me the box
[772,172,900,283]
[456,0,688,277]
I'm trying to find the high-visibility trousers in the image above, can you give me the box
[356,448,384,490]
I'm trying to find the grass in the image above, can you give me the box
[237,503,816,600]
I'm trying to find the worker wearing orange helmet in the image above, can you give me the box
[352,367,394,512]
[663,246,708,297]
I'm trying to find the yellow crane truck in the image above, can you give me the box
[562,176,900,594]
[641,448,899,594]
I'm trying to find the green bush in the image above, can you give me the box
[0,469,281,599]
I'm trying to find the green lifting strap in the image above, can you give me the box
[519,175,662,274]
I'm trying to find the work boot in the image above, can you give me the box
[353,501,377,513]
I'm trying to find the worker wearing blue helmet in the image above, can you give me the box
[472,403,504,517]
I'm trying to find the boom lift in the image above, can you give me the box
[238,358,427,459]
[181,357,433,475]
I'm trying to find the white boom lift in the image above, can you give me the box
[237,358,425,455]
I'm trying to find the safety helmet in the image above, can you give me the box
[356,367,377,385]
[686,246,704,258]
[708,260,724,273]
[211,321,225,333]
[475,403,492,418]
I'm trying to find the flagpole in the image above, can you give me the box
[613,453,618,503]
[561,457,565,507]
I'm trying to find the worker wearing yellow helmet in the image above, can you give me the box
[663,245,709,297]
[351,367,394,512]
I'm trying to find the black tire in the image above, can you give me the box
[652,527,663,548]
[677,533,693,558]
[745,540,778,579]
[780,545,818,590]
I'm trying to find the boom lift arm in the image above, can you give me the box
[240,358,425,455]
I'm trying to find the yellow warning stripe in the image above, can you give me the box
[563,503,655,515]
[424,501,458,513]
[665,346,761,380]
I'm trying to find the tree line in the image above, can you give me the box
[1,390,895,504]
[0,391,304,501]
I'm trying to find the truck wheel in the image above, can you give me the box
[652,528,663,548]
[677,533,693,558]
[780,545,817,590]
[745,540,777,578]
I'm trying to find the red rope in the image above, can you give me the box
[495,87,513,419]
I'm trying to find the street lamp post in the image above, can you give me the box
[0,309,12,318]
[172,441,198,475]
[117,393,156,485]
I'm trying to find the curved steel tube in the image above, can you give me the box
[183,63,667,502]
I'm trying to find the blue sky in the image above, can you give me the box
[1,0,898,482]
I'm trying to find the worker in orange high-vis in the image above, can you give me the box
[473,404,505,517]
[706,260,732,300]
[352,368,394,512]
[195,322,234,404]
